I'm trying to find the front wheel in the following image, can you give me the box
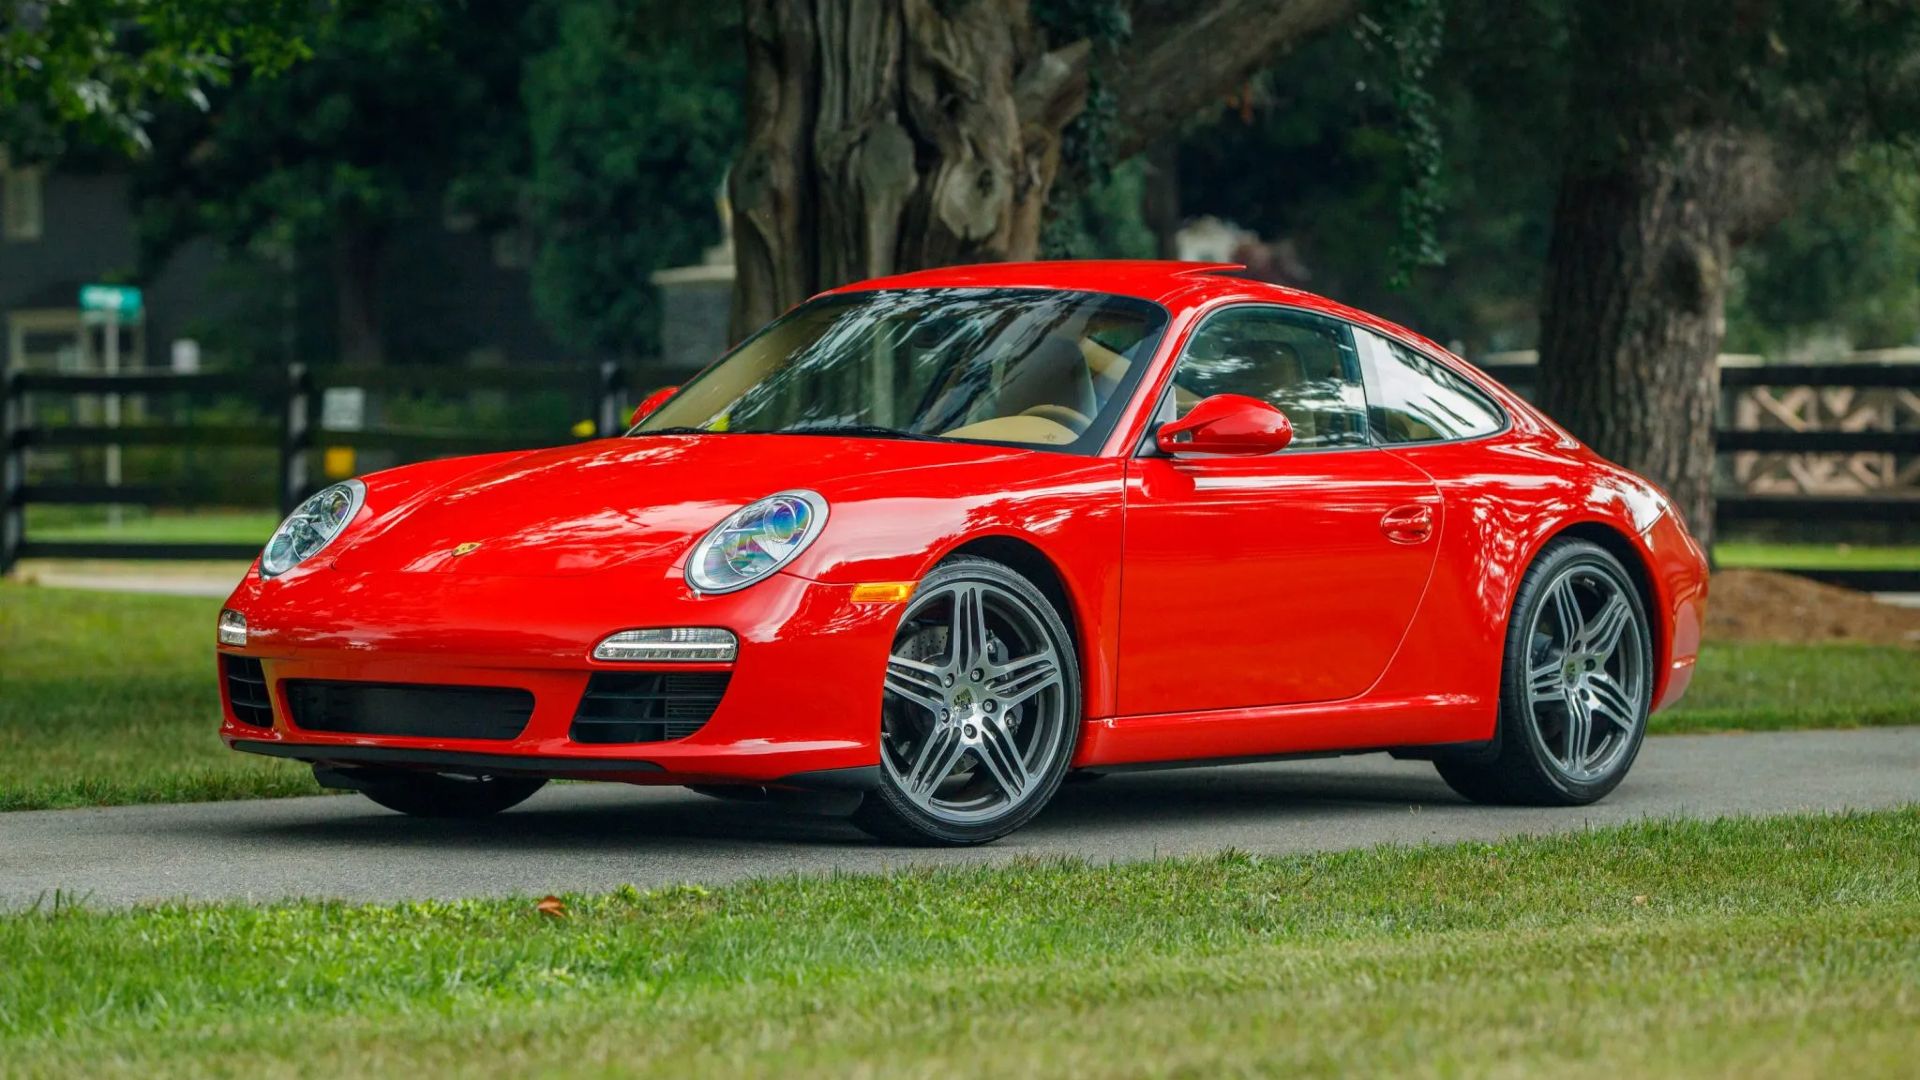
[1436,538,1653,806]
[853,556,1080,845]
[351,770,548,818]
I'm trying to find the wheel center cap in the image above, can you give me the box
[952,686,975,711]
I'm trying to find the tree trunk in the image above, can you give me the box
[728,0,1356,341]
[1537,131,1783,551]
[333,226,386,366]
[729,0,1087,340]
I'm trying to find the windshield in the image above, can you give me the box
[634,288,1169,453]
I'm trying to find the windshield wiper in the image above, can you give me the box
[780,423,949,443]
[632,426,726,436]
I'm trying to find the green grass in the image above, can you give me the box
[24,506,278,545]
[0,583,321,811]
[1717,541,1920,571]
[2,581,1915,811]
[1658,641,1920,732]
[2,810,1917,1077]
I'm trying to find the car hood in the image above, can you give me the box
[329,434,1057,577]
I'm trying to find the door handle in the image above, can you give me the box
[1381,504,1434,545]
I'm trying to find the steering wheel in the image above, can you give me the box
[1018,404,1093,434]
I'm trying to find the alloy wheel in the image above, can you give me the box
[880,579,1071,825]
[1521,564,1649,782]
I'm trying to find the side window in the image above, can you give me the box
[1355,329,1505,443]
[1168,307,1369,449]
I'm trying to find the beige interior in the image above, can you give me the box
[941,415,1081,444]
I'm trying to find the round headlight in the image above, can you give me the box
[686,490,828,594]
[261,480,366,578]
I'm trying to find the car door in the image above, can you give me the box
[1118,305,1442,716]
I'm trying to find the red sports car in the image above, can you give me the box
[217,261,1708,845]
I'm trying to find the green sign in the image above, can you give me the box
[79,284,143,317]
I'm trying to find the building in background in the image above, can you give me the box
[1,157,585,377]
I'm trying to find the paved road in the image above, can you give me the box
[4,728,1916,909]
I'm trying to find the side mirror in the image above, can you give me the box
[629,386,679,427]
[1155,394,1294,456]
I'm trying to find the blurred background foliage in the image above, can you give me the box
[4,0,1918,364]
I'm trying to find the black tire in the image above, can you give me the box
[852,555,1081,846]
[1435,537,1653,806]
[356,771,547,818]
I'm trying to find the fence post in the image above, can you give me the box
[279,363,310,514]
[596,361,626,437]
[1,369,23,575]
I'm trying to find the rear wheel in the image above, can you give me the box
[853,556,1080,845]
[1435,538,1653,806]
[348,769,547,818]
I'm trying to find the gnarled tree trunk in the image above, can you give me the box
[1538,130,1786,551]
[729,0,1087,339]
[729,0,1356,341]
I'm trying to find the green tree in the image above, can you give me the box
[1727,155,1920,356]
[1537,0,1920,547]
[0,0,316,154]
[1173,1,1563,355]
[522,0,742,359]
[131,0,535,365]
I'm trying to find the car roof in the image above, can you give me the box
[826,260,1462,365]
[830,260,1246,304]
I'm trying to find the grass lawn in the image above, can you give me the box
[2,810,1917,1076]
[1716,540,1920,571]
[0,584,321,812]
[2,580,1916,811]
[24,506,279,545]
[1663,640,1920,732]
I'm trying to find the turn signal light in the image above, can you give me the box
[849,582,915,604]
[217,609,248,647]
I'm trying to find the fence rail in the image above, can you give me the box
[2,362,645,572]
[3,359,1917,590]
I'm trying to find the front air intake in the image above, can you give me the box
[283,682,534,741]
[222,655,274,728]
[570,673,730,744]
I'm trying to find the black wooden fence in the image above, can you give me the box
[3,359,1916,588]
[2,362,647,571]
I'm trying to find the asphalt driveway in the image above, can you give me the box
[3,727,1915,908]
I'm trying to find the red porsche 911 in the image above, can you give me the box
[217,261,1708,845]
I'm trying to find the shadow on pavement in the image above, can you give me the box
[175,760,1470,853]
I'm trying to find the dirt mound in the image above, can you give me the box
[1707,569,1920,647]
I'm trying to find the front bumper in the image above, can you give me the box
[217,566,902,786]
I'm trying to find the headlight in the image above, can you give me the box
[261,480,366,578]
[686,489,828,594]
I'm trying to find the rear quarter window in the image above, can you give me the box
[1355,328,1505,443]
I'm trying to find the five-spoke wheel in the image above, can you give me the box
[1436,538,1653,805]
[853,556,1080,844]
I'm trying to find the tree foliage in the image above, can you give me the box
[131,0,535,363]
[523,0,742,358]
[0,0,317,155]
[1175,0,1563,353]
[1728,155,1920,355]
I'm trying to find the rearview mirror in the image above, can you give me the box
[629,386,679,427]
[1156,394,1294,456]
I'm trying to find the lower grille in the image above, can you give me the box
[222,655,273,728]
[570,673,730,744]
[283,681,534,741]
